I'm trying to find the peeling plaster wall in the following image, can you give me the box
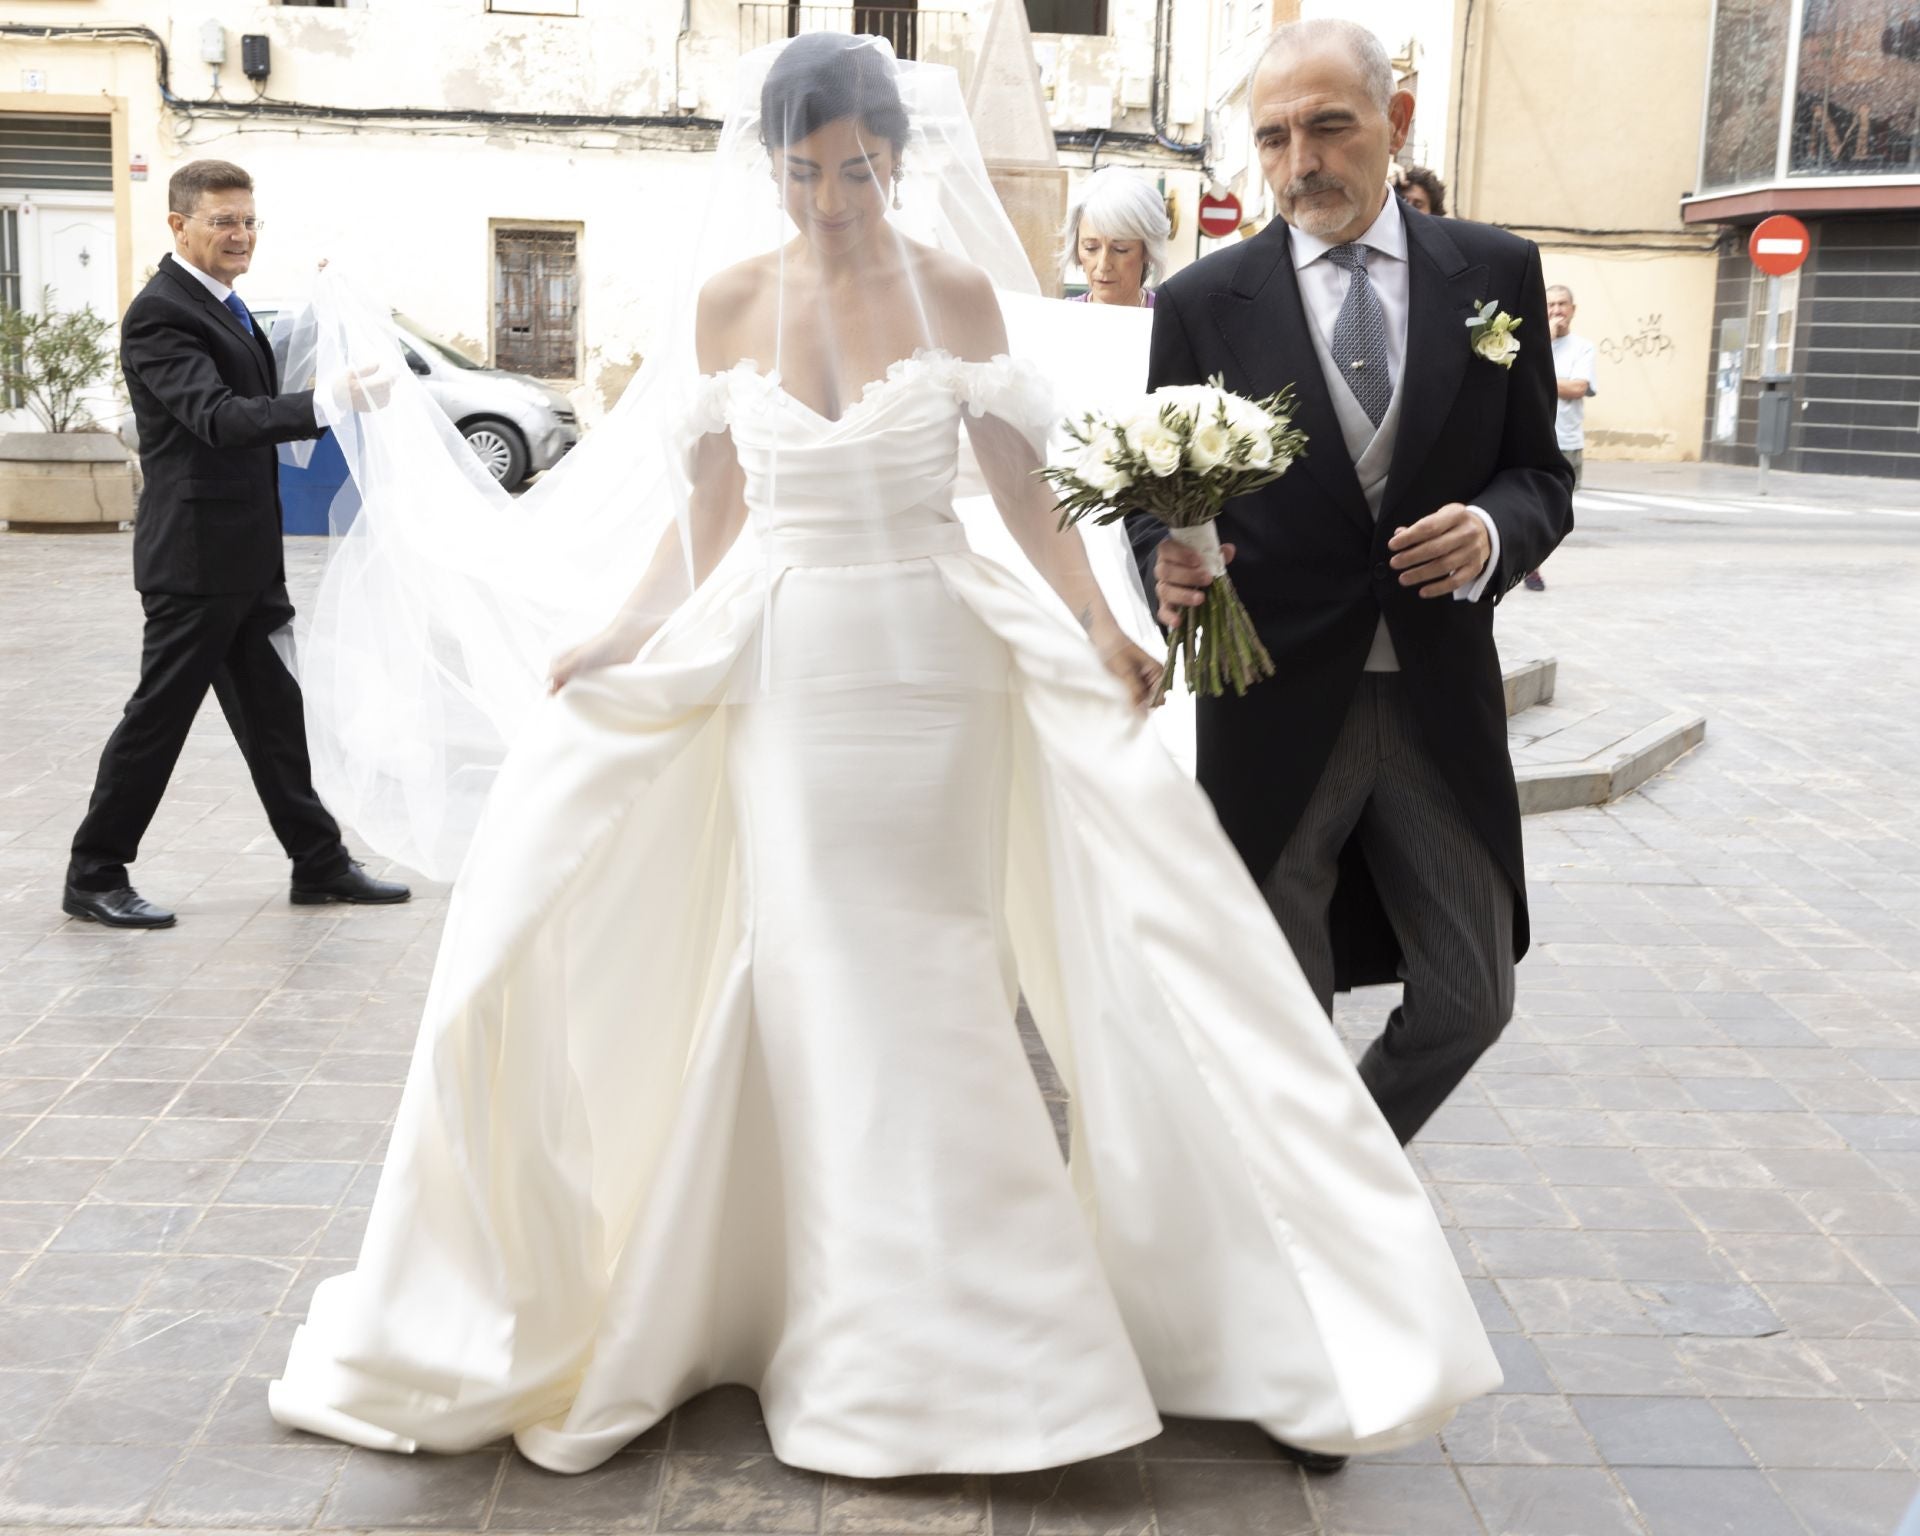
[5,1,727,119]
[0,1,742,423]
[2,1,1270,416]
[1451,0,1718,460]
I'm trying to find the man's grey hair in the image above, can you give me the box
[1061,167,1173,284]
[1258,19,1395,113]
[1546,284,1576,303]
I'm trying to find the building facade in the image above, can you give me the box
[1685,0,1920,479]
[1443,0,1721,464]
[0,0,1236,433]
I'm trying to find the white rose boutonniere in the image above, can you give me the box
[1465,298,1522,369]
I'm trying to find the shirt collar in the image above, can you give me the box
[1289,190,1407,272]
[173,254,234,305]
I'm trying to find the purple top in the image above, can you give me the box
[1070,289,1157,309]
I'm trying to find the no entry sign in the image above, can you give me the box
[1749,215,1811,277]
[1197,190,1243,240]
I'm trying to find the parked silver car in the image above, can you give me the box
[389,315,579,491]
[253,304,580,492]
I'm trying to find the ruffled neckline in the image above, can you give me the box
[684,349,1051,444]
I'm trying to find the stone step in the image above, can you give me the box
[1508,674,1706,815]
[1503,656,1556,716]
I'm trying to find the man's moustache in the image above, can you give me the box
[1286,177,1347,200]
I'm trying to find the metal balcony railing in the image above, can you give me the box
[738,4,971,79]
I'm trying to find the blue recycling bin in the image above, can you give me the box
[278,428,353,536]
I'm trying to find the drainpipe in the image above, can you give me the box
[675,0,692,114]
[1150,0,1209,157]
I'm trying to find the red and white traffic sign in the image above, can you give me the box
[1197,190,1243,240]
[1749,215,1810,277]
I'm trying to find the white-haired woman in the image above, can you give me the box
[1063,166,1170,309]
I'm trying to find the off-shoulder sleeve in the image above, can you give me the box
[948,354,1057,457]
[681,368,736,440]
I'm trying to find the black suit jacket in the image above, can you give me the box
[123,255,322,595]
[1133,200,1574,987]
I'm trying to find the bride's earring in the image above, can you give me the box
[892,173,904,212]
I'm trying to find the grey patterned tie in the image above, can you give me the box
[1325,242,1391,428]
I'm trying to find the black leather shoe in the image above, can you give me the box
[62,885,177,929]
[290,860,411,906]
[1268,1436,1349,1475]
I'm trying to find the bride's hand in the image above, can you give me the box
[1093,624,1164,711]
[548,619,654,694]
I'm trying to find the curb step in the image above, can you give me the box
[1503,657,1557,716]
[1503,656,1706,814]
[1516,710,1707,814]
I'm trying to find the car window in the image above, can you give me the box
[394,314,485,371]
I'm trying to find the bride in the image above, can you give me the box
[269,33,1500,1479]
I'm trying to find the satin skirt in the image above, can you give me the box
[268,539,1500,1478]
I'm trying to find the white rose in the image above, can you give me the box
[1080,429,1132,495]
[1154,384,1211,416]
[1242,431,1274,469]
[1126,414,1184,478]
[1188,417,1233,473]
[1127,403,1189,449]
[1477,330,1521,367]
[1224,394,1273,435]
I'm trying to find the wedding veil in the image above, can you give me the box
[283,34,1158,880]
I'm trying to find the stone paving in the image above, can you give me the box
[0,459,1918,1535]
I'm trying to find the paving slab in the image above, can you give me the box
[3,460,1920,1533]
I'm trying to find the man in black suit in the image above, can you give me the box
[64,159,407,928]
[1141,23,1572,1148]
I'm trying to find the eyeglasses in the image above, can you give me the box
[186,214,266,234]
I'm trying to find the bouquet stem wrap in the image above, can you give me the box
[1160,524,1272,707]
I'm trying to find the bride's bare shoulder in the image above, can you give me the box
[905,245,1004,359]
[907,242,995,306]
[699,253,778,307]
[695,255,777,369]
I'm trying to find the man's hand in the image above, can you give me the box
[329,362,394,413]
[1154,537,1235,627]
[1387,504,1491,599]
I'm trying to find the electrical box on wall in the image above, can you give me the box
[241,35,271,81]
[199,22,226,65]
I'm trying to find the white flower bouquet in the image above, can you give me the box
[1041,376,1308,706]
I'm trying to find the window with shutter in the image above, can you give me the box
[492,226,580,380]
[0,115,112,194]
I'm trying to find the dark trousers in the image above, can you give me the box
[1261,674,1516,1143]
[67,583,349,893]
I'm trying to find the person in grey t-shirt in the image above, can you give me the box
[1525,285,1598,592]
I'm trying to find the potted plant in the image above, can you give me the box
[0,291,135,530]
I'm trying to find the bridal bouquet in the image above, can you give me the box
[1041,377,1307,705]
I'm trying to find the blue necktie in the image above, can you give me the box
[1325,243,1391,428]
[222,290,254,335]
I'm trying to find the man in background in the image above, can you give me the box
[1399,165,1446,216]
[64,159,406,928]
[1527,284,1598,592]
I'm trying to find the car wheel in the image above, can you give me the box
[462,418,529,491]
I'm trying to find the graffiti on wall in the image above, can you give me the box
[1599,314,1677,365]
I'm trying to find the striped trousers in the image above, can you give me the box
[1261,673,1515,1143]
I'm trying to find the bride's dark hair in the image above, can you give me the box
[760,33,910,155]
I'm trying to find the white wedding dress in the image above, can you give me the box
[269,347,1501,1478]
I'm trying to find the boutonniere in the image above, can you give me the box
[1465,299,1522,369]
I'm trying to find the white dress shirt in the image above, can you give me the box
[1289,196,1500,605]
[174,255,327,429]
